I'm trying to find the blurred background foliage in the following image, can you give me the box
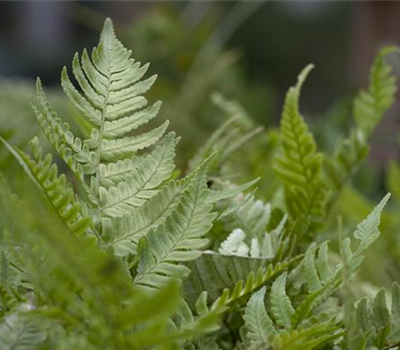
[1,1,400,290]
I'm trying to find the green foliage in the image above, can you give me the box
[342,282,400,350]
[273,65,327,226]
[242,196,389,350]
[0,16,399,350]
[324,47,399,200]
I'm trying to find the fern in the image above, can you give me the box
[27,19,175,247]
[354,46,399,136]
[273,65,327,225]
[1,137,91,236]
[243,270,343,350]
[135,162,215,289]
[324,47,399,200]
[343,283,400,350]
[242,195,389,349]
[0,16,398,350]
[270,272,295,328]
[243,286,276,347]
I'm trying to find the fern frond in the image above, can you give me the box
[243,286,276,347]
[325,47,399,202]
[273,65,327,223]
[353,193,390,256]
[61,18,164,162]
[0,137,91,236]
[344,283,400,349]
[242,269,343,349]
[98,132,177,187]
[270,272,295,328]
[184,251,299,307]
[354,46,400,136]
[23,18,186,255]
[0,182,186,349]
[33,82,90,180]
[218,229,248,256]
[303,244,323,293]
[221,193,272,238]
[105,168,200,255]
[217,211,286,260]
[99,140,176,218]
[134,163,215,289]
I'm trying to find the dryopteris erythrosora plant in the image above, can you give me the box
[0,16,398,350]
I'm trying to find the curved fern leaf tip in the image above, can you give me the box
[381,192,391,206]
[296,64,314,89]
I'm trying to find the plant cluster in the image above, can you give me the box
[0,18,400,350]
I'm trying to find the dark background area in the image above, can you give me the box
[1,2,399,92]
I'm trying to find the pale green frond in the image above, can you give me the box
[270,272,295,328]
[218,229,247,256]
[98,133,178,217]
[325,47,399,205]
[99,132,177,187]
[30,18,183,244]
[61,19,158,130]
[0,137,91,236]
[33,80,91,179]
[303,244,322,293]
[243,286,276,346]
[183,252,296,306]
[104,177,189,255]
[58,17,169,192]
[100,120,169,161]
[105,160,210,255]
[0,314,46,350]
[103,101,161,138]
[134,164,216,289]
[223,194,271,237]
[353,193,390,255]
